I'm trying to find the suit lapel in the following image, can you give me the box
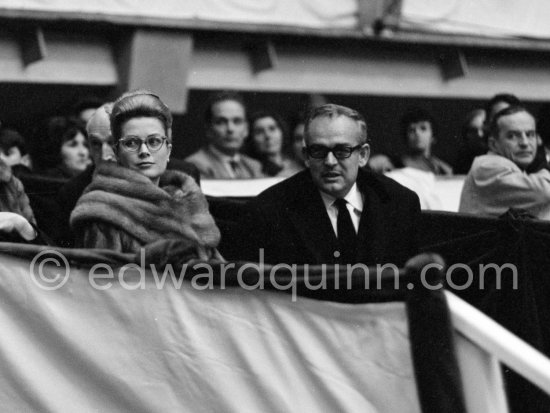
[287,174,339,263]
[205,147,231,179]
[356,172,389,264]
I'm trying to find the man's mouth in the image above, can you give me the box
[322,171,340,179]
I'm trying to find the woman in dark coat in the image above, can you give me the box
[70,91,220,259]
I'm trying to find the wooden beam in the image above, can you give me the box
[246,40,277,74]
[18,26,47,66]
[116,29,193,114]
[437,48,468,81]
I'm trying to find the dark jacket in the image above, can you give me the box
[238,169,420,266]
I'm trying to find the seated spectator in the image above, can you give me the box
[237,103,420,266]
[0,157,35,225]
[367,153,396,173]
[397,108,453,175]
[454,109,486,174]
[185,91,264,179]
[0,158,39,242]
[459,105,550,219]
[34,117,91,179]
[54,102,200,248]
[70,90,220,257]
[536,103,550,164]
[0,127,32,172]
[246,111,303,177]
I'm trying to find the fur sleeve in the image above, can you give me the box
[77,221,141,252]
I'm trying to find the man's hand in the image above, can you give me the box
[0,212,37,241]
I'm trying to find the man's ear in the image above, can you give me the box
[302,147,310,168]
[537,133,542,146]
[358,144,370,168]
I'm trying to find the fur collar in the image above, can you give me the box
[0,158,12,183]
[70,163,220,248]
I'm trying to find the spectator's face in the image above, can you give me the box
[489,111,540,169]
[466,112,485,136]
[406,121,433,153]
[305,115,369,198]
[252,116,283,156]
[87,107,116,165]
[61,132,91,175]
[208,100,248,155]
[116,117,172,185]
[0,146,23,167]
[464,111,487,153]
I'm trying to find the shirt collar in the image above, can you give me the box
[319,183,363,213]
[209,144,241,163]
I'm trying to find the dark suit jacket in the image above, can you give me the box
[238,169,420,266]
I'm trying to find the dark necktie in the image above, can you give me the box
[229,160,247,179]
[334,198,358,264]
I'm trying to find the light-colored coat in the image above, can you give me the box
[184,147,264,179]
[459,153,550,219]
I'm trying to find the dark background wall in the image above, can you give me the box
[0,83,543,171]
[176,90,543,169]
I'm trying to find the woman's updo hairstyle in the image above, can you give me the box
[110,90,173,143]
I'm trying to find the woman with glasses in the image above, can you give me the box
[70,90,221,258]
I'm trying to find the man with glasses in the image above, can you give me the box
[460,105,550,219]
[237,103,420,266]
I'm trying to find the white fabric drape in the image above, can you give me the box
[0,252,421,412]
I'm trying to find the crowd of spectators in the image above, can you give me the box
[0,89,549,259]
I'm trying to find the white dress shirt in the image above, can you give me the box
[319,183,364,237]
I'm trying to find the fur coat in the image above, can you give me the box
[0,159,35,224]
[70,163,221,259]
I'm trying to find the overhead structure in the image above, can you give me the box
[1,0,550,113]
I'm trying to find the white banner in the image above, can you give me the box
[0,252,421,412]
[0,0,357,28]
[402,0,550,39]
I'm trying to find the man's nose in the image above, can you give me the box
[102,143,116,161]
[324,151,338,165]
[518,133,530,146]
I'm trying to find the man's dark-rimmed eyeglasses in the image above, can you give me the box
[304,144,364,160]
